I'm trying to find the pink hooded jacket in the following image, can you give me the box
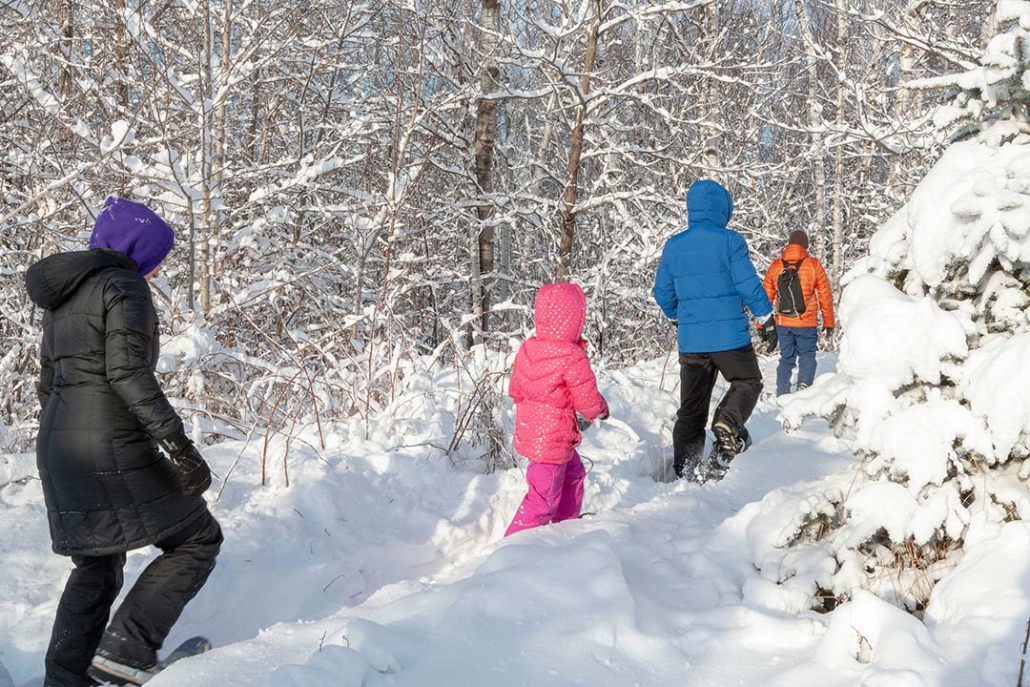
[509,283,608,465]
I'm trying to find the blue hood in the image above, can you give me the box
[656,178,771,353]
[686,180,733,227]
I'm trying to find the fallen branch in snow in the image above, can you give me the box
[322,573,347,593]
[0,475,38,490]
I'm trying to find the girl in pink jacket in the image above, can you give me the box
[504,283,609,536]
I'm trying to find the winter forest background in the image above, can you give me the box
[0,0,996,450]
[9,0,1030,682]
[9,0,1030,656]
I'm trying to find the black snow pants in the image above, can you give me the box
[673,345,763,478]
[44,509,222,687]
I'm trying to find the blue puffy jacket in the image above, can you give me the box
[653,180,772,353]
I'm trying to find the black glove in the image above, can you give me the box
[757,318,778,353]
[824,326,834,337]
[159,431,212,497]
[577,415,591,432]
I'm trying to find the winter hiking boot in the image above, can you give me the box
[90,631,158,685]
[677,457,699,482]
[702,422,752,482]
[674,440,705,483]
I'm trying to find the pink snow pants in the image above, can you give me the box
[504,452,586,536]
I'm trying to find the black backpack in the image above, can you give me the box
[775,258,807,317]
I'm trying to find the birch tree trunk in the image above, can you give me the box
[199,0,214,312]
[524,91,557,270]
[197,0,233,313]
[832,0,847,283]
[557,0,601,280]
[701,3,722,174]
[896,1,925,117]
[58,0,74,99]
[796,0,826,257]
[113,0,129,109]
[209,0,233,298]
[891,0,926,197]
[248,68,261,165]
[472,0,501,340]
[984,2,998,35]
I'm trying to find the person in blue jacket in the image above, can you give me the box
[653,179,777,480]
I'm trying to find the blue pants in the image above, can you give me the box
[776,326,818,396]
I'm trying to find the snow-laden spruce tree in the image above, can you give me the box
[931,0,1030,143]
[760,0,1030,612]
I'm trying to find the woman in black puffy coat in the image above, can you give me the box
[25,196,221,687]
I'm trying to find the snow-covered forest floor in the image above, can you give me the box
[5,352,1030,687]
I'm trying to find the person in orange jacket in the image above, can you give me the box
[762,230,835,396]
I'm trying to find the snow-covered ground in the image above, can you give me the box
[3,352,1030,687]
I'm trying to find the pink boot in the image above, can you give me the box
[553,452,586,523]
[504,453,586,536]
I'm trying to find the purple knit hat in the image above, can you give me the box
[88,196,175,275]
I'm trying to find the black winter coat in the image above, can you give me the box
[25,249,205,556]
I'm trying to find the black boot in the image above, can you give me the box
[674,438,705,482]
[704,422,752,481]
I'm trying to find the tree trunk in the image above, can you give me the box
[983,2,998,37]
[832,0,847,283]
[892,1,925,199]
[113,0,129,109]
[58,0,74,99]
[701,3,722,174]
[199,0,214,312]
[186,193,198,308]
[557,0,601,280]
[796,0,826,258]
[209,0,233,287]
[248,68,261,165]
[472,0,501,340]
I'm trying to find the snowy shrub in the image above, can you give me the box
[153,296,517,479]
[772,2,1030,613]
[915,0,1030,142]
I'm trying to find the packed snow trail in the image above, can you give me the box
[150,355,862,687]
[3,353,1030,686]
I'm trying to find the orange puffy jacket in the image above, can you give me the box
[762,244,835,329]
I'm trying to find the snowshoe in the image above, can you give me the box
[88,636,211,685]
[158,636,212,671]
[87,656,156,686]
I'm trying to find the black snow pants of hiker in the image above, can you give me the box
[673,345,763,478]
[44,510,222,687]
